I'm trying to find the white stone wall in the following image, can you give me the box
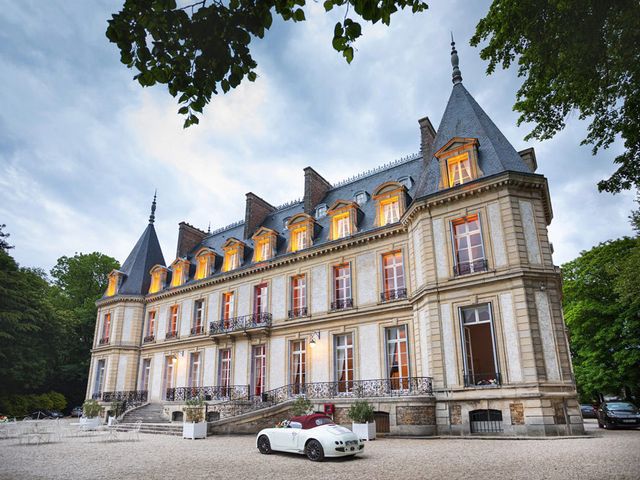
[150,353,164,401]
[203,346,216,385]
[432,218,448,279]
[534,291,560,381]
[176,352,188,387]
[311,265,327,314]
[412,224,424,288]
[356,252,377,306]
[358,324,381,380]
[208,292,219,324]
[418,308,430,377]
[440,303,457,387]
[179,300,192,337]
[519,200,542,264]
[487,202,508,268]
[499,292,523,382]
[310,330,330,383]
[116,355,128,391]
[121,307,134,343]
[237,284,250,317]
[157,305,168,341]
[271,275,285,320]
[269,337,285,388]
[234,340,249,385]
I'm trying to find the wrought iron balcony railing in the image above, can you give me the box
[165,330,179,340]
[209,313,272,335]
[463,371,502,387]
[92,390,148,409]
[98,337,109,345]
[165,385,249,402]
[190,325,204,336]
[453,258,489,276]
[330,298,353,311]
[380,287,408,303]
[143,334,155,343]
[287,307,308,319]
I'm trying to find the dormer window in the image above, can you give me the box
[380,197,400,224]
[373,181,407,227]
[149,265,168,294]
[287,213,315,252]
[354,191,367,206]
[105,270,122,297]
[334,213,351,238]
[447,153,472,187]
[327,201,359,240]
[398,176,413,189]
[315,204,327,219]
[252,227,277,263]
[434,137,480,190]
[170,258,190,288]
[222,238,245,272]
[194,248,216,280]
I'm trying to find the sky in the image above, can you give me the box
[0,0,635,273]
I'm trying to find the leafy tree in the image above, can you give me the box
[106,0,428,127]
[0,224,13,252]
[471,0,640,193]
[562,238,640,402]
[629,192,640,234]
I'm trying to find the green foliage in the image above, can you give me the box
[0,391,67,418]
[0,224,13,252]
[183,396,205,422]
[106,0,428,128]
[83,399,102,418]
[347,400,374,423]
[562,237,640,402]
[47,391,67,411]
[629,192,640,234]
[291,395,312,416]
[110,400,126,418]
[472,0,640,193]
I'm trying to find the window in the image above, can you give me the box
[223,249,239,272]
[386,325,410,390]
[106,273,119,296]
[251,345,266,396]
[144,311,156,342]
[289,275,307,318]
[253,283,269,317]
[380,196,400,225]
[258,238,271,262]
[291,227,308,252]
[222,292,235,327]
[290,340,306,394]
[192,300,204,335]
[287,213,315,252]
[315,204,327,219]
[195,256,208,280]
[140,358,151,392]
[452,214,487,275]
[460,304,499,387]
[354,191,367,205]
[149,268,166,294]
[100,313,111,344]
[334,334,354,393]
[218,349,232,392]
[94,359,106,395]
[333,213,351,239]
[167,305,179,339]
[189,352,201,388]
[163,356,175,399]
[331,264,352,310]
[381,251,406,301]
[447,153,472,187]
[171,261,188,287]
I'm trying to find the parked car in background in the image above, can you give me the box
[580,404,597,419]
[26,410,64,420]
[597,401,640,429]
[70,406,83,418]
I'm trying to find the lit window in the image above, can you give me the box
[380,196,400,225]
[222,292,235,326]
[255,238,271,262]
[149,269,165,294]
[167,305,179,337]
[171,264,184,287]
[223,249,239,272]
[100,313,111,343]
[381,251,406,301]
[289,275,307,318]
[315,205,327,219]
[253,283,269,317]
[447,153,472,187]
[452,214,487,275]
[106,274,119,297]
[195,255,210,280]
[144,311,156,342]
[333,213,351,239]
[332,264,352,310]
[386,325,409,390]
[354,192,367,205]
[291,227,308,252]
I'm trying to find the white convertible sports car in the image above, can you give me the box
[256,414,364,461]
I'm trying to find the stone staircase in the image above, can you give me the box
[114,422,183,436]
[121,403,169,424]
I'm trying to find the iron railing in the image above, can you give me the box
[330,298,353,311]
[469,409,504,433]
[165,330,179,340]
[463,371,502,387]
[209,313,272,335]
[143,335,155,343]
[454,258,488,276]
[98,337,109,345]
[380,287,408,302]
[92,390,148,409]
[190,325,204,336]
[165,385,249,402]
[288,307,308,319]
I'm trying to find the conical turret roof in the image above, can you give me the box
[117,223,165,295]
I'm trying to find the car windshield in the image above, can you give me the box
[607,402,637,411]
[314,417,334,427]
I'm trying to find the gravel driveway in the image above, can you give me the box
[1,420,638,480]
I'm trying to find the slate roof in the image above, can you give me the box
[415,83,532,198]
[117,223,166,295]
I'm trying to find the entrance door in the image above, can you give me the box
[251,345,266,396]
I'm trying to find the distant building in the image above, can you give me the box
[89,43,584,436]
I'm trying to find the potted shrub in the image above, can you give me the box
[182,397,207,440]
[80,399,102,430]
[291,396,312,416]
[348,400,376,441]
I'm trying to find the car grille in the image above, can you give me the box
[345,440,358,446]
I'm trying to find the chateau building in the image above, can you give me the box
[88,44,584,436]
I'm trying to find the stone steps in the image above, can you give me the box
[115,422,182,436]
[121,403,170,424]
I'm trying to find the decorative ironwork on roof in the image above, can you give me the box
[331,153,421,188]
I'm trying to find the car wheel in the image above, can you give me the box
[257,435,272,455]
[305,439,325,462]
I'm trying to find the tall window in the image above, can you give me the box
[163,356,175,399]
[171,263,186,287]
[254,238,271,262]
[145,311,156,342]
[94,359,106,394]
[291,227,308,252]
[452,214,486,275]
[334,213,351,239]
[381,251,406,301]
[140,358,151,392]
[100,313,111,343]
[149,269,165,293]
[386,325,410,390]
[290,340,306,394]
[106,274,119,296]
[251,345,267,396]
[195,255,210,280]
[289,275,307,318]
[460,304,499,386]
[447,153,472,187]
[218,349,232,393]
[334,334,354,393]
[380,197,400,225]
[253,283,269,317]
[189,352,201,388]
[222,292,235,327]
[167,305,179,338]
[192,300,204,335]
[332,264,352,310]
[223,249,239,272]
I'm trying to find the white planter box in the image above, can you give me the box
[183,422,207,439]
[352,421,376,441]
[79,417,101,430]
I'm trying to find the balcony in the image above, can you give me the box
[165,330,179,340]
[330,298,353,312]
[93,390,148,408]
[463,371,502,387]
[190,325,204,336]
[287,307,308,319]
[209,313,272,337]
[143,334,155,343]
[380,287,407,303]
[165,385,249,402]
[454,258,488,276]
[98,337,109,345]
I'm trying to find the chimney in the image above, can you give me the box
[176,222,207,258]
[303,167,331,214]
[418,116,436,161]
[244,192,276,239]
[518,147,538,172]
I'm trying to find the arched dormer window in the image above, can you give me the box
[105,270,124,297]
[194,247,216,280]
[149,265,169,294]
[434,137,481,189]
[222,238,245,272]
[327,200,360,241]
[373,181,407,226]
[252,227,277,263]
[287,213,316,252]
[170,258,190,288]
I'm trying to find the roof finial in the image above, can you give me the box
[207,222,211,234]
[450,33,463,85]
[149,190,157,224]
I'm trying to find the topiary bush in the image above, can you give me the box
[183,397,205,423]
